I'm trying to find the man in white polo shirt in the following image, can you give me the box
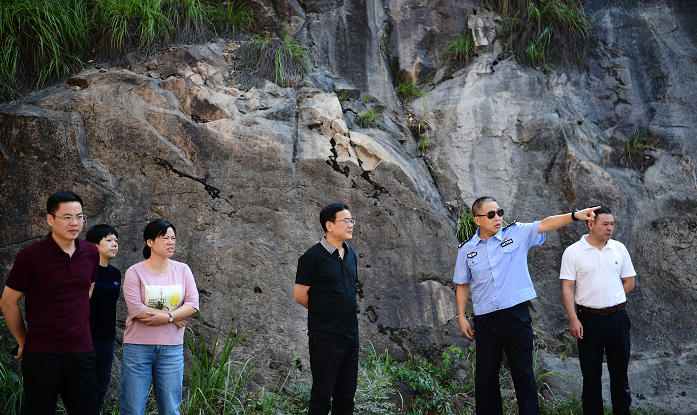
[560,206,636,415]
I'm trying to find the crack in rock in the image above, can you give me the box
[153,157,220,199]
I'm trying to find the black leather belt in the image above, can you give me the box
[577,302,626,315]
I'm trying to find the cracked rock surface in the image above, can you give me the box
[1,0,697,412]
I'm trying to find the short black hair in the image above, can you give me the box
[142,219,176,259]
[46,191,83,216]
[86,224,118,244]
[472,196,496,216]
[592,206,613,221]
[320,203,350,232]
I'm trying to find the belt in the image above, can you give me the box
[577,302,626,315]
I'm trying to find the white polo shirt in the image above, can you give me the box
[559,235,636,308]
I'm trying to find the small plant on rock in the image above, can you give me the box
[356,109,379,128]
[397,80,425,98]
[442,30,475,63]
[417,135,435,151]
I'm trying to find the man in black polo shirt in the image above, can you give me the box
[294,202,359,415]
[0,191,100,414]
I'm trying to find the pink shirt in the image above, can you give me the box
[123,261,199,345]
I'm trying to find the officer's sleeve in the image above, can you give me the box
[559,247,577,281]
[453,246,472,285]
[295,250,317,286]
[619,244,637,279]
[522,220,545,248]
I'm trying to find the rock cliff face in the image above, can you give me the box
[1,0,696,413]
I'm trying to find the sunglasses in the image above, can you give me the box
[475,209,504,219]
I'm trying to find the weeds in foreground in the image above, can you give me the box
[0,317,24,414]
[362,345,473,415]
[559,336,578,358]
[356,109,379,128]
[181,303,265,413]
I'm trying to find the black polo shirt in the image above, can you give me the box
[295,239,358,347]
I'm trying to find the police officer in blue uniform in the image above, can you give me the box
[454,196,599,415]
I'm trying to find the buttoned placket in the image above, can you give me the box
[487,238,501,310]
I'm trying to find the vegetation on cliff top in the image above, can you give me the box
[481,0,593,70]
[0,0,258,103]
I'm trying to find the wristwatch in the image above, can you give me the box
[168,313,173,323]
[571,210,579,221]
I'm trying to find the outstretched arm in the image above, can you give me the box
[456,283,474,340]
[538,206,601,234]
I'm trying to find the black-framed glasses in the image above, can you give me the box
[333,218,356,226]
[475,209,504,219]
[53,214,87,223]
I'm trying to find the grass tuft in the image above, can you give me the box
[356,109,379,128]
[442,30,475,64]
[234,35,312,88]
[481,0,593,69]
[397,80,425,98]
[209,0,258,35]
[0,0,261,102]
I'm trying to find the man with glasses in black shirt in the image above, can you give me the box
[294,202,359,415]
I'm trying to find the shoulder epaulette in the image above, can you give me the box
[458,234,475,249]
[502,219,518,231]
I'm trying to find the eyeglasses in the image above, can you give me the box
[475,209,504,219]
[333,218,356,226]
[53,214,87,223]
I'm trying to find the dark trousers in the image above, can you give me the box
[577,309,632,415]
[473,302,540,415]
[308,336,359,415]
[22,350,100,415]
[93,339,116,409]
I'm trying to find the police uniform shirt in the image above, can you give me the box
[453,221,545,316]
[559,235,636,308]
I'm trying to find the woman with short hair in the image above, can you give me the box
[120,219,199,415]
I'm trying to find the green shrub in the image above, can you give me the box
[482,0,592,69]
